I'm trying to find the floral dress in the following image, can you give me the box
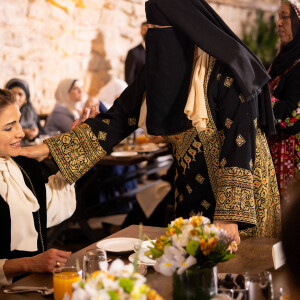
[268,59,300,196]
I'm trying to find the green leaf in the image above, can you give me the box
[119,278,134,293]
[186,240,200,256]
[108,290,120,300]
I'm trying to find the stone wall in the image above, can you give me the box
[0,0,279,113]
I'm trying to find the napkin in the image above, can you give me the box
[136,180,171,218]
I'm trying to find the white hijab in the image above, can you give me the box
[55,79,82,120]
[0,157,40,251]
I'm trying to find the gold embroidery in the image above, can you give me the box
[102,119,110,125]
[195,174,205,184]
[98,131,107,141]
[224,76,234,88]
[164,128,200,174]
[175,188,179,199]
[225,118,233,129]
[186,184,192,194]
[214,167,256,224]
[240,129,281,238]
[201,200,210,210]
[44,123,106,184]
[239,94,245,103]
[217,73,221,81]
[236,134,246,147]
[128,118,136,126]
[220,158,227,168]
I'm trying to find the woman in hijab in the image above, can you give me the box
[45,79,84,134]
[268,0,300,198]
[5,78,44,146]
[21,0,281,246]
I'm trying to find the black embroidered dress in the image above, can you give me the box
[45,0,280,238]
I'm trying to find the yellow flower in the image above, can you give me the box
[190,216,203,227]
[166,228,176,236]
[147,289,164,300]
[173,217,184,229]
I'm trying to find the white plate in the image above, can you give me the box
[97,238,140,253]
[128,253,156,266]
[111,151,138,157]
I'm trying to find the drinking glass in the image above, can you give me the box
[83,248,107,279]
[53,266,82,300]
[245,271,274,300]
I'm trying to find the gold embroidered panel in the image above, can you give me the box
[240,129,281,238]
[164,128,201,173]
[44,123,106,184]
[214,166,256,225]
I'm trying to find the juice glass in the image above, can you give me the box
[53,266,82,300]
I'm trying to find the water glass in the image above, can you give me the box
[83,248,107,279]
[53,266,82,300]
[245,271,274,300]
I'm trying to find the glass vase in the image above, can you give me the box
[173,265,218,300]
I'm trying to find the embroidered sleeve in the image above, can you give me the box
[214,167,256,225]
[44,124,106,184]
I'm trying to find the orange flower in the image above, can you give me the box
[166,228,176,236]
[190,216,203,227]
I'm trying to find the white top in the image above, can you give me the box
[0,157,76,287]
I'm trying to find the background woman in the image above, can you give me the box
[5,78,45,146]
[45,79,84,134]
[268,0,300,198]
[0,89,76,287]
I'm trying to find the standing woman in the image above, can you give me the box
[20,0,281,244]
[0,89,76,287]
[45,79,84,134]
[268,0,300,198]
[5,78,44,146]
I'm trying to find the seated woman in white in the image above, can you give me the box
[0,88,76,287]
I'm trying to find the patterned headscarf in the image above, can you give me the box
[289,0,300,19]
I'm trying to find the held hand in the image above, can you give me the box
[28,249,71,273]
[71,106,98,130]
[214,220,240,253]
[19,143,50,162]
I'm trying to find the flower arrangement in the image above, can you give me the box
[71,259,163,300]
[146,216,235,276]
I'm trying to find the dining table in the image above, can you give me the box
[0,225,289,300]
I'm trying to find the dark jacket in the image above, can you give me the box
[125,44,145,85]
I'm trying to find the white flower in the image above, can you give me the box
[177,255,197,274]
[109,259,134,278]
[154,246,185,276]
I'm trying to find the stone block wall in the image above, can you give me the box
[0,0,279,113]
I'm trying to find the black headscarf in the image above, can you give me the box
[5,78,30,102]
[144,0,276,135]
[5,78,39,130]
[269,3,300,78]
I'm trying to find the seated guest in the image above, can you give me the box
[281,179,300,298]
[5,78,45,146]
[45,79,84,133]
[0,89,76,287]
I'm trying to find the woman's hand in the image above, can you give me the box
[3,249,72,279]
[19,143,50,161]
[214,220,240,253]
[71,106,98,129]
[28,249,72,273]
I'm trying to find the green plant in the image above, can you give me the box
[242,10,278,69]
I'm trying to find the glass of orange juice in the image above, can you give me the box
[53,266,82,300]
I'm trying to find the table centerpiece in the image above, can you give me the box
[145,216,235,300]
